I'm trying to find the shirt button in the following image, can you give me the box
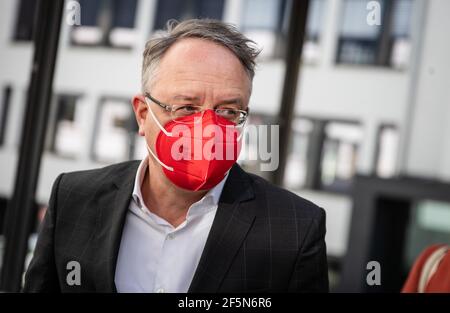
[167,233,174,240]
[156,288,165,293]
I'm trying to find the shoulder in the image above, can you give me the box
[58,160,140,192]
[245,170,325,221]
[48,160,140,221]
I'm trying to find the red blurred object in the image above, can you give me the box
[402,244,450,293]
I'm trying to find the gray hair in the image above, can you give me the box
[141,19,261,92]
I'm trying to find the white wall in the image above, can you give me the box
[295,190,353,257]
[404,0,450,180]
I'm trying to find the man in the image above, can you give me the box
[23,19,328,293]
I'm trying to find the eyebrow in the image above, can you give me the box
[173,95,201,102]
[172,95,244,109]
[217,98,244,108]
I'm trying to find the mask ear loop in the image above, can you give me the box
[222,123,244,178]
[146,143,174,172]
[223,121,245,176]
[237,130,244,141]
[236,119,247,141]
[144,97,174,172]
[145,97,172,137]
[222,120,247,142]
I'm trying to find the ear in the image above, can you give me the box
[132,94,147,136]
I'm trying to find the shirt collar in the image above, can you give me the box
[131,157,149,210]
[132,157,228,217]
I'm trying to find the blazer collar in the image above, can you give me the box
[94,161,139,292]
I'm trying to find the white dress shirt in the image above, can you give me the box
[114,157,228,293]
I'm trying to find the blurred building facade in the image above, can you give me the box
[0,0,449,291]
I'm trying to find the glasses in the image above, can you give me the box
[144,92,248,126]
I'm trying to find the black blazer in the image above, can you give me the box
[23,161,329,292]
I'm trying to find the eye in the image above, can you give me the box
[216,108,238,117]
[176,105,200,114]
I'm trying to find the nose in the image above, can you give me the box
[201,109,220,121]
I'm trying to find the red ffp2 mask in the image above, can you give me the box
[146,107,242,191]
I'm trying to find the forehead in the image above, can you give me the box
[153,38,251,96]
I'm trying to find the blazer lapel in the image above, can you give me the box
[93,161,139,292]
[188,164,256,292]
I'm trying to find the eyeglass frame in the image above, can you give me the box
[144,92,249,126]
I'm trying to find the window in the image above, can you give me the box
[336,0,413,68]
[320,122,362,193]
[303,0,327,63]
[13,0,38,41]
[390,0,414,69]
[92,97,136,163]
[71,0,138,48]
[240,0,288,59]
[375,125,400,178]
[0,87,12,146]
[47,94,83,158]
[240,0,326,60]
[153,0,225,31]
[284,118,313,189]
[283,118,362,193]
